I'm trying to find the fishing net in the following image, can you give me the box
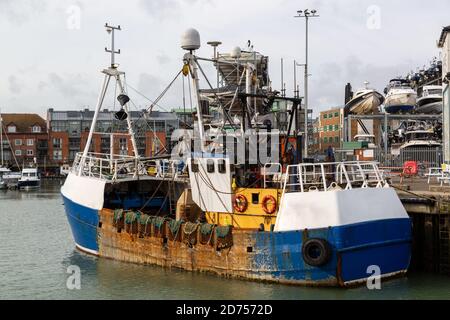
[124,211,140,234]
[152,216,167,237]
[113,209,124,229]
[200,223,214,235]
[183,222,199,246]
[215,225,233,250]
[167,219,183,241]
[138,214,152,237]
[199,223,215,246]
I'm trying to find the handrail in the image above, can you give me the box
[281,161,386,195]
[70,152,186,182]
[262,163,282,188]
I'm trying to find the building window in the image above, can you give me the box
[334,112,339,117]
[15,150,22,156]
[15,139,22,146]
[328,125,333,131]
[27,139,34,146]
[53,150,62,160]
[27,150,34,156]
[32,126,41,133]
[323,114,327,119]
[8,125,16,133]
[53,138,62,148]
[334,125,339,131]
[323,126,327,132]
[324,137,328,143]
[335,137,339,143]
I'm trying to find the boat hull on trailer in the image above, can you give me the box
[415,101,442,114]
[61,172,412,287]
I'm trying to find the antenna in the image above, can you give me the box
[104,23,121,68]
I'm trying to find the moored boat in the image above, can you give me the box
[61,26,412,287]
[18,168,41,190]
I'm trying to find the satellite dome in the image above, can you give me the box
[181,28,201,51]
[230,46,241,59]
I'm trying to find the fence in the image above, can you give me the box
[374,147,443,170]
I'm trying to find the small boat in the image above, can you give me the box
[415,85,442,114]
[384,79,417,114]
[18,168,41,190]
[0,167,10,190]
[345,82,384,115]
[399,129,441,150]
[354,134,377,149]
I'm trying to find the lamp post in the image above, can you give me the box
[295,9,319,158]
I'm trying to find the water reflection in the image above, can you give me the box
[1,180,449,300]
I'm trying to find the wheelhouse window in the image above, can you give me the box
[218,159,226,173]
[191,159,199,173]
[206,159,215,173]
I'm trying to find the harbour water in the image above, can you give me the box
[0,180,449,300]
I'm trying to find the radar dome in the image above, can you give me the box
[181,28,201,51]
[230,46,241,59]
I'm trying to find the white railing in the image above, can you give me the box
[71,152,187,181]
[262,163,283,188]
[282,161,386,194]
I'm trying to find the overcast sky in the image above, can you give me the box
[0,0,449,118]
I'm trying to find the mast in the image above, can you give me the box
[79,23,138,175]
[181,29,206,153]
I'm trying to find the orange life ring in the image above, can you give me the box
[233,194,248,213]
[262,195,277,215]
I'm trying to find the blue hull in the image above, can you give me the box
[385,105,415,114]
[62,194,412,285]
[62,195,99,253]
[252,218,411,285]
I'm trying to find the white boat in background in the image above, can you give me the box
[345,82,384,115]
[415,85,443,114]
[18,168,41,190]
[399,129,441,150]
[0,167,10,190]
[354,134,377,148]
[384,79,417,114]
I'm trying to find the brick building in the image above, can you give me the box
[315,107,344,153]
[46,108,178,170]
[0,113,48,168]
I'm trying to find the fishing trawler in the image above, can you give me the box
[61,26,411,287]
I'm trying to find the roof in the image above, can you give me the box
[1,113,46,133]
[438,26,450,47]
[47,109,178,122]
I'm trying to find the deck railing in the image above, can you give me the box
[282,161,386,194]
[71,152,186,181]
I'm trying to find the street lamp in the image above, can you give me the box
[295,9,319,158]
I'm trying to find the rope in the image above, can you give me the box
[183,222,200,235]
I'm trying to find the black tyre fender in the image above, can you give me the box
[301,238,332,267]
